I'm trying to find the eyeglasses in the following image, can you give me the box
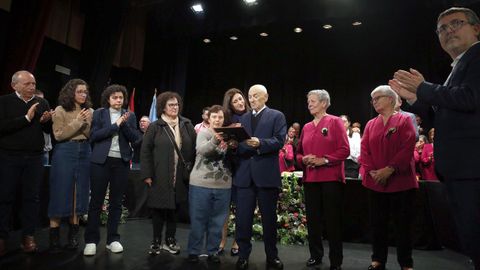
[370,95,389,104]
[167,103,179,108]
[75,90,89,95]
[436,19,468,35]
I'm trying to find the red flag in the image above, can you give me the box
[129,88,135,112]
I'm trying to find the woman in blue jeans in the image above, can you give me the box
[48,79,93,251]
[187,105,235,264]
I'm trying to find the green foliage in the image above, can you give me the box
[99,184,130,225]
[227,173,308,245]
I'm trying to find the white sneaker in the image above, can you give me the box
[83,243,96,256]
[106,241,124,253]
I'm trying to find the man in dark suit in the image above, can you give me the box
[233,84,287,269]
[390,7,480,269]
[0,71,52,256]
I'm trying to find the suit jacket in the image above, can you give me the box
[90,108,142,164]
[234,107,287,188]
[409,42,480,180]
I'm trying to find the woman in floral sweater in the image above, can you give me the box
[187,105,235,264]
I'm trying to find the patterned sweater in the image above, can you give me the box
[189,128,232,189]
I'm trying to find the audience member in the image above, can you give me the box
[131,115,151,170]
[340,114,361,178]
[194,107,210,133]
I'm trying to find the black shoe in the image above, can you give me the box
[231,247,239,256]
[236,258,249,269]
[267,258,284,269]
[218,247,225,255]
[148,240,161,255]
[65,224,79,250]
[330,266,342,270]
[368,264,385,270]
[187,254,199,263]
[208,253,221,263]
[49,227,62,253]
[306,257,322,267]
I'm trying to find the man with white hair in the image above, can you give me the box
[233,84,287,269]
[0,70,52,256]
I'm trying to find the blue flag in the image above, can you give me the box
[149,90,157,122]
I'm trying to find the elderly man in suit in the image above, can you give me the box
[233,84,287,269]
[389,7,480,270]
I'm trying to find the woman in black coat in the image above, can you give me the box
[140,91,196,255]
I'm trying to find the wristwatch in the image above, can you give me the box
[324,158,329,165]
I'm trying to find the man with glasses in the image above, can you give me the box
[389,7,480,270]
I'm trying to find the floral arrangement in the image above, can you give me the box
[321,128,328,136]
[227,173,308,245]
[99,184,130,225]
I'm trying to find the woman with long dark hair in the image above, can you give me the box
[48,79,92,251]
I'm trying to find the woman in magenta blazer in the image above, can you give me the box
[296,89,349,270]
[420,143,438,181]
[359,85,417,270]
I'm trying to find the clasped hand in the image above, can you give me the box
[369,167,394,186]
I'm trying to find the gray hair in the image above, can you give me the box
[307,89,331,108]
[438,7,480,39]
[249,84,268,95]
[371,85,398,106]
[11,70,33,84]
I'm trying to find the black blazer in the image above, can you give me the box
[409,42,480,180]
[90,108,142,164]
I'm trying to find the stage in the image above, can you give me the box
[0,219,473,270]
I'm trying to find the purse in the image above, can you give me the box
[162,126,193,183]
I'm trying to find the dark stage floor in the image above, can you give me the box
[0,219,473,270]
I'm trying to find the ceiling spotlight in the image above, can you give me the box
[352,21,362,26]
[243,0,257,5]
[203,38,211,43]
[323,24,333,30]
[191,4,203,13]
[259,32,268,37]
[230,36,238,40]
[294,27,303,33]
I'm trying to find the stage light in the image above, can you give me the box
[259,32,268,37]
[243,0,257,5]
[230,36,238,40]
[203,38,211,43]
[294,27,303,33]
[352,21,362,26]
[323,24,333,29]
[191,4,203,13]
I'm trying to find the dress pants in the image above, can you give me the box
[304,181,344,267]
[0,152,43,239]
[84,157,129,244]
[235,185,279,260]
[445,179,480,270]
[368,188,416,268]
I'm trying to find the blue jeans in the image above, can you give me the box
[187,185,231,255]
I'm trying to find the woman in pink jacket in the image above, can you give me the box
[359,85,417,270]
[296,89,349,270]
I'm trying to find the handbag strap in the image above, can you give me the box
[162,125,187,165]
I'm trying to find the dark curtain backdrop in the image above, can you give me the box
[0,0,54,95]
[79,0,130,107]
[182,12,452,127]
